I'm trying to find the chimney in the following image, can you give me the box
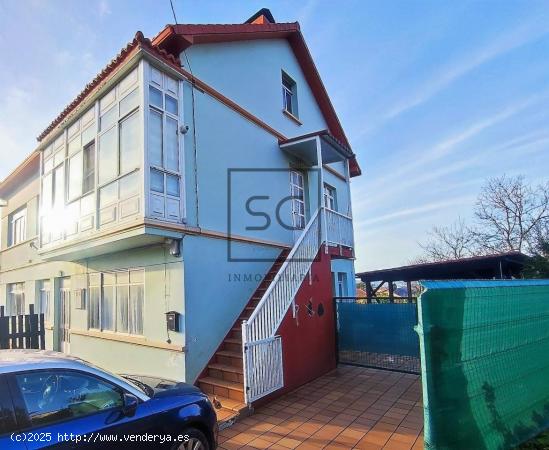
[245,8,276,25]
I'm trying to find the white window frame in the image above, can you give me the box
[323,183,337,211]
[336,273,348,297]
[7,282,25,316]
[282,71,298,117]
[87,269,144,336]
[37,279,51,321]
[146,65,183,221]
[290,170,306,230]
[9,207,27,246]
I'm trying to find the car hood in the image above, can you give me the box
[120,374,204,398]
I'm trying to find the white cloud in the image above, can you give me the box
[355,194,475,228]
[383,22,549,121]
[98,0,111,18]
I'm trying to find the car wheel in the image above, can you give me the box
[177,428,209,450]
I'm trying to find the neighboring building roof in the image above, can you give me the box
[357,252,530,282]
[152,11,362,177]
[0,151,40,197]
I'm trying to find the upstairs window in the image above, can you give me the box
[8,207,26,246]
[323,183,337,211]
[97,67,140,186]
[282,71,298,118]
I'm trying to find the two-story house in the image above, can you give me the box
[0,9,361,421]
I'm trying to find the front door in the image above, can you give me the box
[58,278,71,354]
[290,170,306,241]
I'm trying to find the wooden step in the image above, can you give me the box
[208,362,244,383]
[224,337,241,345]
[198,377,245,402]
[199,377,244,392]
[208,363,243,374]
[215,350,243,368]
[207,394,249,427]
[216,350,242,359]
[209,395,246,412]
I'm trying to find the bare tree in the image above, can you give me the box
[474,175,549,253]
[418,218,479,262]
[414,175,549,262]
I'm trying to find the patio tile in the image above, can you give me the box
[220,366,423,450]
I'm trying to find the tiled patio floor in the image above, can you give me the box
[218,365,423,450]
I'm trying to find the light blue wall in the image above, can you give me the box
[183,82,321,245]
[323,168,352,217]
[182,235,281,381]
[331,258,356,297]
[183,39,329,139]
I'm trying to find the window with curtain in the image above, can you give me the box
[38,280,51,320]
[8,207,27,246]
[87,269,144,335]
[7,283,25,316]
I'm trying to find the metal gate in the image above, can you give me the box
[334,297,420,373]
[242,336,284,403]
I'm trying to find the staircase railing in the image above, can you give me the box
[242,208,323,403]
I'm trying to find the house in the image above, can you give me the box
[0,9,360,420]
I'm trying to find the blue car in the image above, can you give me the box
[0,350,218,449]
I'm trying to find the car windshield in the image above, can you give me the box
[76,359,152,399]
[120,375,154,397]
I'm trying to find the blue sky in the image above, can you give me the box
[1,0,548,271]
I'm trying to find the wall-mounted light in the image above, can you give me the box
[169,239,181,257]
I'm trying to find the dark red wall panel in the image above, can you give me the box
[274,246,337,396]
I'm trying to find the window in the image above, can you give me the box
[119,111,140,174]
[147,67,181,209]
[97,69,140,186]
[15,370,124,428]
[282,71,298,117]
[335,273,348,297]
[88,269,144,335]
[323,183,337,211]
[83,142,96,194]
[98,126,117,184]
[8,207,26,246]
[68,151,83,201]
[7,283,25,316]
[37,280,51,320]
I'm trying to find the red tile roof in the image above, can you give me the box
[37,17,361,177]
[37,31,181,143]
[153,22,362,177]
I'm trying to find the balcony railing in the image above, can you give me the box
[324,208,353,248]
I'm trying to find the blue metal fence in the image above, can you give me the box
[335,297,420,373]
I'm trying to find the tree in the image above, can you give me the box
[416,175,549,262]
[522,237,549,278]
[474,175,549,253]
[418,218,480,262]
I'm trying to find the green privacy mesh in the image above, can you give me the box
[416,280,549,450]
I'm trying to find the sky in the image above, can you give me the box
[1,0,548,271]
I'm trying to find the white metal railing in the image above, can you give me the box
[242,336,283,403]
[325,209,354,248]
[243,208,322,342]
[242,208,322,403]
[241,207,354,403]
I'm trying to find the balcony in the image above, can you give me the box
[37,58,185,261]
